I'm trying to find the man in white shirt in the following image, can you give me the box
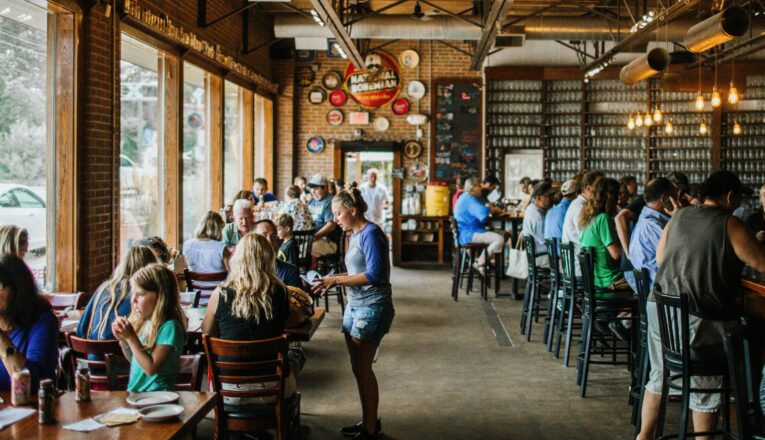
[522,181,554,267]
[561,170,603,252]
[359,168,390,227]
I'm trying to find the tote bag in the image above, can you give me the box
[505,238,528,279]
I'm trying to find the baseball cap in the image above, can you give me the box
[307,173,328,188]
[561,179,578,196]
[699,170,754,199]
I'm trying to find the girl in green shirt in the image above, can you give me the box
[112,264,187,392]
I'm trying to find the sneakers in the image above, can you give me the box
[471,262,486,276]
[340,419,381,437]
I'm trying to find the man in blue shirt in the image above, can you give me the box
[252,177,278,205]
[544,179,577,243]
[307,173,340,257]
[628,177,676,288]
[454,177,505,269]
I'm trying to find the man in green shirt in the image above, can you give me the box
[222,199,255,247]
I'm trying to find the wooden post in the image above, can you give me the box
[208,74,223,210]
[162,55,182,249]
[242,89,254,189]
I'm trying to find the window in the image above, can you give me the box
[182,62,211,241]
[0,0,57,286]
[223,80,243,205]
[120,34,165,254]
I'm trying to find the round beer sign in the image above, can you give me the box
[343,51,401,109]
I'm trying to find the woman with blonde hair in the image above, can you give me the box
[0,225,29,259]
[183,211,230,280]
[77,246,157,340]
[201,233,296,405]
[112,264,187,392]
[313,188,394,439]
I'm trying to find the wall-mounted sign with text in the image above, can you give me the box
[343,51,401,109]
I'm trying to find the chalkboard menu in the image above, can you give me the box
[431,79,482,183]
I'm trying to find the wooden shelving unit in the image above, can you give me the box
[398,216,452,266]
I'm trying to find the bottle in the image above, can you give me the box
[11,369,30,406]
[38,379,55,424]
[75,367,91,402]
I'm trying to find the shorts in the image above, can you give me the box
[342,303,395,345]
[645,301,736,413]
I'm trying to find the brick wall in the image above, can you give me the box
[275,40,479,190]
[78,4,120,293]
[141,0,274,79]
[274,57,295,196]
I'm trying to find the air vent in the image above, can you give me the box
[495,33,524,48]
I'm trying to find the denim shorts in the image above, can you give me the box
[342,303,394,345]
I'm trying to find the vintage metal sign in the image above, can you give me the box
[343,51,401,108]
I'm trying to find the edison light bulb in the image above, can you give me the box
[711,88,721,108]
[728,82,739,104]
[653,108,663,123]
[695,94,705,111]
[699,120,708,135]
[733,121,742,135]
[644,113,654,126]
[665,119,673,134]
[627,114,636,130]
[635,112,644,127]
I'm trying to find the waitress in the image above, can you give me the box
[312,188,394,440]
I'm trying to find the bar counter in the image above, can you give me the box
[742,267,765,317]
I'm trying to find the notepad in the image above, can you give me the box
[0,407,35,430]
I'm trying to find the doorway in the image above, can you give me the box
[343,151,395,232]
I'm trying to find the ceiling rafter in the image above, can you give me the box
[197,0,260,29]
[311,0,366,67]
[471,0,515,70]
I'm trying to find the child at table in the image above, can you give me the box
[112,264,187,392]
[275,213,298,266]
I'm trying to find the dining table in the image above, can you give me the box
[489,212,524,297]
[0,391,217,439]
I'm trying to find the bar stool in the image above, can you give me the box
[543,238,560,351]
[576,247,637,398]
[723,320,765,440]
[449,217,489,301]
[631,268,651,433]
[520,236,550,341]
[654,292,736,440]
[556,242,583,366]
[317,233,345,312]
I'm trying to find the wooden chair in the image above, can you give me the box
[291,230,314,274]
[184,269,228,306]
[66,334,129,390]
[43,292,86,311]
[203,334,300,440]
[175,353,206,391]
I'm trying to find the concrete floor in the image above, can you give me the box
[201,267,638,439]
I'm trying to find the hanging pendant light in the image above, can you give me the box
[711,87,722,107]
[635,112,644,127]
[665,119,674,134]
[627,113,636,130]
[653,108,663,123]
[695,94,705,110]
[733,120,742,135]
[728,81,739,104]
[699,119,708,135]
[644,112,654,126]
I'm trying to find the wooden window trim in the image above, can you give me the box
[162,55,182,248]
[47,9,78,291]
[241,89,254,189]
[208,74,224,210]
[262,97,274,186]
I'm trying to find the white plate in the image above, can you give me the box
[400,49,420,68]
[139,404,184,422]
[407,81,426,100]
[127,391,179,408]
[373,116,390,132]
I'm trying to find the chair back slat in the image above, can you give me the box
[203,335,288,395]
[449,217,460,248]
[632,269,651,325]
[292,231,315,272]
[524,236,537,272]
[577,247,597,307]
[174,353,206,391]
[654,291,690,370]
[67,334,129,389]
[43,292,85,311]
[546,238,560,284]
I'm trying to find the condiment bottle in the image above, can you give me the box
[75,367,91,402]
[11,369,30,406]
[38,379,55,424]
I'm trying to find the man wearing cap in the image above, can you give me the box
[637,170,765,440]
[307,173,340,257]
[544,179,577,244]
[522,181,554,268]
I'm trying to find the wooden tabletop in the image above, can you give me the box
[0,391,217,440]
[60,307,327,343]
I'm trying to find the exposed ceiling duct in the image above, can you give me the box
[273,14,700,43]
[684,6,750,53]
[619,47,669,85]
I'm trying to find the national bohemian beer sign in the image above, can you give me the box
[343,51,401,108]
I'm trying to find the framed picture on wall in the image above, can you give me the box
[503,150,543,200]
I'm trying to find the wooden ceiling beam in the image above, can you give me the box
[470,0,514,70]
[310,0,366,67]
